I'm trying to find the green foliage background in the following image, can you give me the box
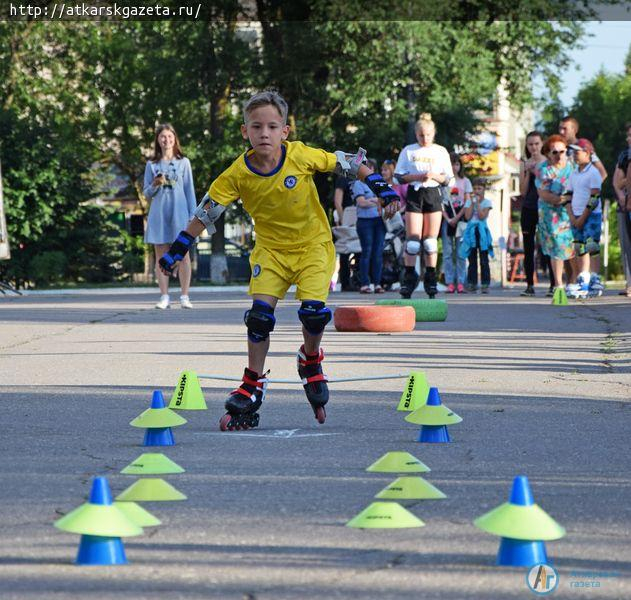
[0,1,623,286]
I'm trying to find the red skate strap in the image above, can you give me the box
[298,349,325,366]
[304,373,328,384]
[232,386,254,399]
[242,374,264,388]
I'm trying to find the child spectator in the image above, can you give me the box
[459,178,493,293]
[442,152,471,293]
[562,138,604,297]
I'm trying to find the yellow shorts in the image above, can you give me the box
[248,240,336,302]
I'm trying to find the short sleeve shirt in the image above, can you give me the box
[567,163,603,215]
[395,143,454,190]
[464,197,492,222]
[209,141,336,250]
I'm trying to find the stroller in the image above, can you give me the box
[333,208,405,291]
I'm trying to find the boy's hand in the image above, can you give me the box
[158,231,195,276]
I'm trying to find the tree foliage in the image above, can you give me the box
[1,2,622,286]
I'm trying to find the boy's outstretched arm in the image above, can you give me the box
[333,147,399,217]
[159,194,225,275]
[356,164,400,218]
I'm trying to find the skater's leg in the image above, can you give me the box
[220,294,278,431]
[246,294,278,373]
[297,300,332,423]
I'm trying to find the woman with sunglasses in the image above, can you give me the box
[535,134,575,294]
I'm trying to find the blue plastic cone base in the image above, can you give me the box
[497,537,548,567]
[418,424,450,443]
[426,387,441,406]
[150,390,166,409]
[143,427,175,446]
[509,475,535,506]
[88,477,113,505]
[76,535,127,565]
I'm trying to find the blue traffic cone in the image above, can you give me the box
[496,475,546,566]
[497,537,548,567]
[418,388,451,443]
[76,477,127,565]
[76,535,127,566]
[76,478,127,565]
[131,391,186,447]
[144,427,175,446]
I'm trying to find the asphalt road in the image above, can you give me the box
[1,288,630,599]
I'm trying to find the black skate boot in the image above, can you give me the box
[399,269,419,299]
[219,368,267,431]
[424,267,438,299]
[297,345,328,424]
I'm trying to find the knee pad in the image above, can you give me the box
[244,300,276,343]
[423,237,438,255]
[585,238,600,255]
[405,236,421,256]
[298,301,332,335]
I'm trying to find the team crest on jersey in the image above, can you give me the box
[252,264,261,277]
[284,175,297,189]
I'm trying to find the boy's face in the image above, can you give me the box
[575,148,591,166]
[473,184,485,197]
[241,105,290,157]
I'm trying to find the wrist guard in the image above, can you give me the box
[159,231,194,273]
[365,173,399,206]
[334,147,366,180]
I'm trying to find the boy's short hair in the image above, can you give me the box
[366,158,378,171]
[472,177,486,188]
[243,90,288,124]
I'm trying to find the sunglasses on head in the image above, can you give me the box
[551,149,566,155]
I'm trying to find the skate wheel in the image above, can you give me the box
[219,414,232,432]
[375,299,447,322]
[314,405,326,424]
[333,306,415,332]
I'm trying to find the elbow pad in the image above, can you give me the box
[334,147,366,180]
[193,194,226,234]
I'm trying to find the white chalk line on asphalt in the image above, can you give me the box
[193,428,340,439]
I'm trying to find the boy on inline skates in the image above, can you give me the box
[158,90,399,430]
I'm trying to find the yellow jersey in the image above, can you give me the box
[209,141,336,250]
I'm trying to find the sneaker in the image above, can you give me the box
[180,295,193,309]
[566,283,581,299]
[576,272,591,298]
[465,283,477,293]
[446,283,456,294]
[545,287,555,298]
[481,285,490,294]
[589,273,605,297]
[155,294,170,309]
[359,285,373,294]
[456,283,465,294]
[520,285,535,297]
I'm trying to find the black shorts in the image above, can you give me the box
[405,186,443,214]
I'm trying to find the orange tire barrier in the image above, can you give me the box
[333,305,416,332]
